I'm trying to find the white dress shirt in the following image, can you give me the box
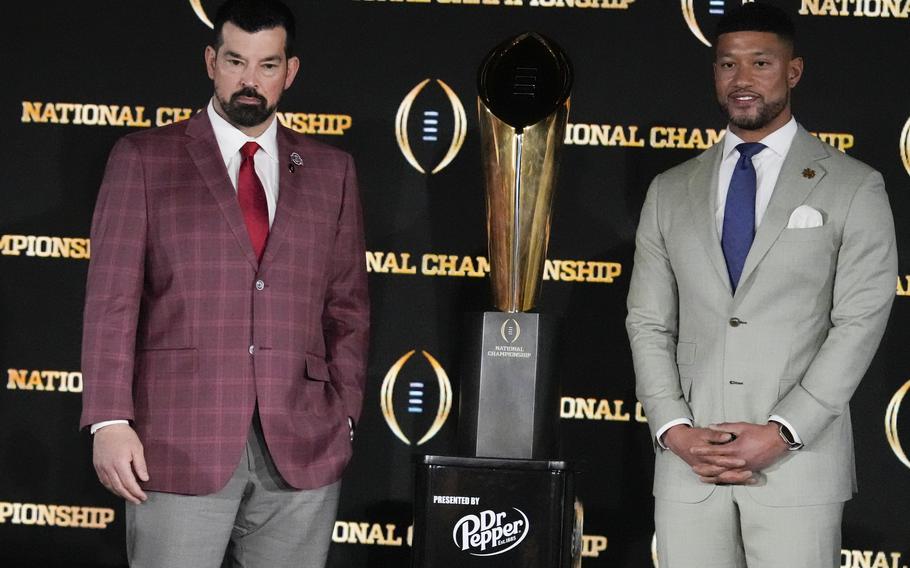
[656,117,803,449]
[91,101,281,434]
[207,99,281,228]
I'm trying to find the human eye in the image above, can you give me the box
[260,62,280,76]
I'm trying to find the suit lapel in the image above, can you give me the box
[736,127,829,291]
[185,112,259,269]
[259,127,303,268]
[687,143,733,294]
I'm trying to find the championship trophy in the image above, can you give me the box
[412,33,580,568]
[459,31,573,460]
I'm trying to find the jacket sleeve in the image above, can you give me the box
[771,170,897,445]
[626,174,693,446]
[80,137,148,430]
[322,153,370,426]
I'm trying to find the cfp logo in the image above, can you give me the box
[380,350,453,446]
[900,115,910,178]
[453,508,529,557]
[501,318,521,344]
[681,0,754,47]
[885,379,910,470]
[189,0,214,28]
[396,79,467,174]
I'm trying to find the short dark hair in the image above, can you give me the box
[714,2,796,52]
[212,0,297,57]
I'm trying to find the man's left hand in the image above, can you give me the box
[689,422,789,484]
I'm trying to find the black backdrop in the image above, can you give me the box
[2,1,909,566]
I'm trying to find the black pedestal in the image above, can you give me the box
[459,312,559,459]
[412,455,579,568]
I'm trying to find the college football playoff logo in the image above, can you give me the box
[885,379,910,470]
[500,318,521,345]
[900,115,910,178]
[380,350,453,446]
[395,79,467,174]
[681,0,754,47]
[189,0,214,28]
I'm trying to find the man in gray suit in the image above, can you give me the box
[626,3,896,566]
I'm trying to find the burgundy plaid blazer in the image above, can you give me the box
[80,111,370,495]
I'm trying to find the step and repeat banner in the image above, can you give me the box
[2,1,909,566]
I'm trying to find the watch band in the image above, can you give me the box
[777,422,804,451]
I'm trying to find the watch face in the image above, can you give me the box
[778,424,803,450]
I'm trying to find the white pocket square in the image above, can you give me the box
[787,205,823,229]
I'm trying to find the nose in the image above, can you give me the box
[240,66,258,89]
[731,65,753,88]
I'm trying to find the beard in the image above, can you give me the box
[218,87,278,128]
[719,92,789,131]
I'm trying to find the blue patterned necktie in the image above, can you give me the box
[722,142,766,291]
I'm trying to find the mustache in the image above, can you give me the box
[230,88,267,105]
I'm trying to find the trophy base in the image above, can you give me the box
[459,311,559,459]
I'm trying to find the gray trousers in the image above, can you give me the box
[655,485,843,568]
[126,414,340,568]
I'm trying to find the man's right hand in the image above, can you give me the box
[662,424,753,485]
[92,424,149,504]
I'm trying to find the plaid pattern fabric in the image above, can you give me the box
[81,112,370,494]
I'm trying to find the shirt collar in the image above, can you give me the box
[722,116,798,161]
[207,99,279,164]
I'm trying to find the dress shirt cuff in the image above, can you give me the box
[90,420,130,435]
[768,415,803,444]
[656,418,694,450]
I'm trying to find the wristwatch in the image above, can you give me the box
[776,422,804,451]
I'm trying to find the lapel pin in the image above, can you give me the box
[288,152,303,173]
[802,168,816,179]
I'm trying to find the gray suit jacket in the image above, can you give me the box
[626,126,897,506]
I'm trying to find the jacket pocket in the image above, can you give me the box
[135,347,196,376]
[304,353,331,382]
[777,225,830,242]
[676,341,696,366]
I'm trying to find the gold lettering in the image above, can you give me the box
[365,251,418,274]
[155,107,194,126]
[20,101,43,123]
[0,502,114,529]
[799,0,908,16]
[897,275,910,296]
[561,397,638,422]
[6,369,83,393]
[332,521,406,546]
[635,401,648,422]
[7,369,28,390]
[0,235,91,259]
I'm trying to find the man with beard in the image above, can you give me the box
[80,1,369,566]
[626,3,895,566]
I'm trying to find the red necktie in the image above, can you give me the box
[238,141,269,261]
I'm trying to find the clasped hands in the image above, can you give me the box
[663,422,789,485]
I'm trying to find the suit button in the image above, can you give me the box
[255,279,265,291]
[248,345,256,355]
[729,317,745,327]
